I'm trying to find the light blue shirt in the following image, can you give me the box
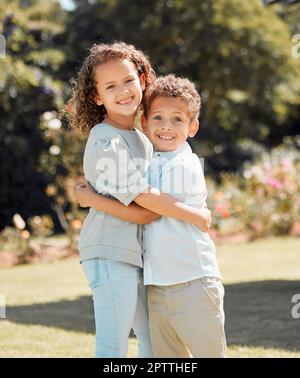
[79,123,152,267]
[142,142,221,285]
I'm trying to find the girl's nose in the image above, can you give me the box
[120,86,130,94]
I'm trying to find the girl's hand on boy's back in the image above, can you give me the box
[74,180,96,208]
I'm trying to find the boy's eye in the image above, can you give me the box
[106,85,115,90]
[153,115,162,120]
[125,78,134,83]
[175,117,183,122]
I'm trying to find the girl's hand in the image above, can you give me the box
[74,181,96,208]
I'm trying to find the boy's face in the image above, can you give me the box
[142,97,199,152]
[93,58,145,118]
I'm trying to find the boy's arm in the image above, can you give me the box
[88,135,210,229]
[133,156,212,232]
[75,182,211,231]
[75,183,161,225]
[134,187,211,232]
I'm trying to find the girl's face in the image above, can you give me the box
[94,58,145,119]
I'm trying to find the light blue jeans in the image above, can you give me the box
[82,258,153,358]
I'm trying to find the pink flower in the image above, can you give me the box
[265,176,283,190]
[280,158,291,170]
[255,187,264,196]
[215,203,231,218]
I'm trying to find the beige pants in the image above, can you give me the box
[147,277,227,358]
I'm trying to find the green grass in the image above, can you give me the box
[0,236,299,357]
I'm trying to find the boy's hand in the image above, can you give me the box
[74,181,96,208]
[196,208,212,233]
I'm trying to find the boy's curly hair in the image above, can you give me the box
[66,42,156,134]
[143,74,201,121]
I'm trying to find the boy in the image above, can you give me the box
[75,74,226,357]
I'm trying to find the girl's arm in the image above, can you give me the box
[75,183,161,225]
[134,187,211,232]
[75,183,211,232]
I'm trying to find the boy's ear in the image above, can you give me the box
[141,115,148,133]
[188,119,199,138]
[139,73,146,91]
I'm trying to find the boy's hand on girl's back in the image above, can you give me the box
[196,208,212,233]
[204,202,212,231]
[205,208,212,229]
[74,180,95,208]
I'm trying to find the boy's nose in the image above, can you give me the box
[161,123,172,130]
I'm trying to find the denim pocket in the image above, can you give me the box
[82,258,102,289]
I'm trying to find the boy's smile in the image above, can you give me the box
[142,97,199,152]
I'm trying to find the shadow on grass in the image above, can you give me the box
[5,295,95,334]
[223,279,300,351]
[4,280,300,351]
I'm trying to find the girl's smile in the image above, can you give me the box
[116,95,135,106]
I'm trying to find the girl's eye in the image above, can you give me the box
[153,115,161,120]
[125,78,134,83]
[106,85,115,90]
[175,117,183,122]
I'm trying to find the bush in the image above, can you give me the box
[207,142,300,239]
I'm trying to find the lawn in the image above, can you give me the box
[0,236,299,357]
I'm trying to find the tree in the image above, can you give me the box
[61,0,300,176]
[0,0,66,230]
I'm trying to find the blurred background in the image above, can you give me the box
[0,0,299,357]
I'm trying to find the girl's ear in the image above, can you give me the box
[188,119,199,138]
[141,115,148,133]
[139,73,146,91]
[94,94,103,106]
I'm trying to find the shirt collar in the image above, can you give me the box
[153,142,192,159]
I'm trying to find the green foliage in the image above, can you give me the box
[0,226,30,254]
[273,1,300,34]
[62,0,300,174]
[1,0,300,235]
[0,0,66,230]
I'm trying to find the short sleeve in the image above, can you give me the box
[146,136,154,164]
[136,129,153,168]
[93,134,150,206]
[185,154,207,207]
[161,154,207,206]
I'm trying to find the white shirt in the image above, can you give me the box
[142,142,221,285]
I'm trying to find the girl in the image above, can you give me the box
[69,42,211,358]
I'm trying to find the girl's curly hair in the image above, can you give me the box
[66,42,156,135]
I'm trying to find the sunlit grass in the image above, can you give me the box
[0,237,299,357]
